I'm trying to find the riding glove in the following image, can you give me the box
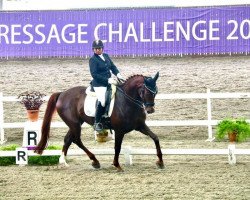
[108,78,117,85]
[117,73,123,80]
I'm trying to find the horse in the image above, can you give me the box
[34,72,164,171]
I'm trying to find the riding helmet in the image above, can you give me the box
[92,40,104,49]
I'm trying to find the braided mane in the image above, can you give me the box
[120,74,144,87]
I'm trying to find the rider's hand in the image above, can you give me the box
[108,78,117,85]
[117,73,123,80]
[117,73,125,83]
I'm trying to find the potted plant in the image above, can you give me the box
[216,118,250,142]
[18,91,46,122]
[95,129,109,142]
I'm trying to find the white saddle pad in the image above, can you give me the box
[84,85,116,117]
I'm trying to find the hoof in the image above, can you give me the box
[92,160,101,169]
[116,167,124,172]
[58,162,69,169]
[112,163,124,172]
[156,161,165,169]
[59,155,68,167]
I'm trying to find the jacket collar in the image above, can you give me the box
[94,53,106,62]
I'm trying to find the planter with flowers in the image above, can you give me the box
[18,91,46,122]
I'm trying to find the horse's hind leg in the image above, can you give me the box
[59,130,73,167]
[74,137,100,169]
[71,124,100,169]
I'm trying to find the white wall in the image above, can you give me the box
[2,0,250,10]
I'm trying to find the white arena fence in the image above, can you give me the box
[0,89,250,165]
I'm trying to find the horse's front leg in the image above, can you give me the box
[139,124,164,169]
[113,132,124,172]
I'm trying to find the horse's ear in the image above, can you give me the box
[153,72,159,81]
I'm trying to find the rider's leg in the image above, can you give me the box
[104,84,112,116]
[94,102,105,131]
[93,86,107,131]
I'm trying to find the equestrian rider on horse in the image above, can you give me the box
[89,39,124,132]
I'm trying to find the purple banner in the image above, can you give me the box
[0,6,250,58]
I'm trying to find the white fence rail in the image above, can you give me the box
[2,147,250,157]
[1,89,250,144]
[1,145,249,165]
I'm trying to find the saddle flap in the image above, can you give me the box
[84,85,116,117]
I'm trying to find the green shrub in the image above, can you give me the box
[28,145,61,165]
[216,118,250,142]
[0,145,61,166]
[0,144,19,166]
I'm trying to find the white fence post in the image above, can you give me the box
[228,144,236,165]
[0,92,5,144]
[124,146,133,165]
[206,89,214,141]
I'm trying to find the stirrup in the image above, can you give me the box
[94,123,103,132]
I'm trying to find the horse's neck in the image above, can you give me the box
[122,76,144,98]
[117,75,144,113]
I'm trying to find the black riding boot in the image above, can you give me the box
[94,102,105,132]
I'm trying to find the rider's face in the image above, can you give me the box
[93,48,103,55]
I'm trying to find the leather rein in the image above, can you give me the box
[116,84,157,109]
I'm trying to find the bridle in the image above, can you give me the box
[141,84,158,107]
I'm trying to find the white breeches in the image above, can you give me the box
[93,86,107,107]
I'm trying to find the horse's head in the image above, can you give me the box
[120,72,159,114]
[139,72,159,114]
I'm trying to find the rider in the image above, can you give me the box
[89,39,124,132]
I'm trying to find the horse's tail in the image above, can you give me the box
[34,92,61,155]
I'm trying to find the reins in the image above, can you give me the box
[116,87,144,108]
[115,74,158,109]
[116,84,157,108]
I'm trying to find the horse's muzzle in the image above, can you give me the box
[144,102,155,114]
[145,106,155,114]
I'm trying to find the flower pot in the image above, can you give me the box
[96,130,109,142]
[96,134,108,142]
[27,110,39,122]
[228,132,237,143]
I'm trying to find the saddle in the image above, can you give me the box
[84,84,116,118]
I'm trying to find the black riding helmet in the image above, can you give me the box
[92,40,104,49]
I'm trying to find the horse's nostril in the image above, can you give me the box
[147,108,155,114]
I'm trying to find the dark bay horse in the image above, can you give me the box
[35,72,164,171]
